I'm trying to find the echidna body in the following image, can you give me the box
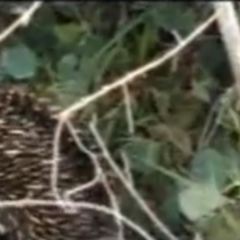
[0,87,117,240]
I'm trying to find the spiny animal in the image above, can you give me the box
[0,87,118,240]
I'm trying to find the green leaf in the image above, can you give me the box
[199,204,240,240]
[179,183,226,221]
[191,149,229,189]
[1,44,38,79]
[162,189,181,227]
[78,34,107,58]
[149,124,192,155]
[192,78,211,103]
[167,94,203,129]
[79,56,98,85]
[123,138,161,174]
[151,90,171,119]
[55,23,82,44]
[0,66,7,82]
[19,7,58,57]
[56,53,96,105]
[149,3,196,35]
[57,54,79,81]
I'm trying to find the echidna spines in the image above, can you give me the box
[0,87,118,240]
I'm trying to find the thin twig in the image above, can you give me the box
[65,121,125,240]
[89,122,180,240]
[51,11,218,240]
[0,199,156,240]
[197,96,221,150]
[120,151,134,186]
[59,13,218,120]
[0,1,42,43]
[64,121,102,199]
[51,119,65,203]
[213,3,240,97]
[122,85,135,135]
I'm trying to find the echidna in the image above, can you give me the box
[0,86,118,240]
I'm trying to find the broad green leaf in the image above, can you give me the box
[178,183,226,221]
[57,53,95,87]
[78,34,107,58]
[123,138,161,174]
[57,54,79,81]
[102,45,130,73]
[55,23,82,44]
[1,44,38,79]
[79,55,98,85]
[57,53,96,105]
[19,7,58,56]
[191,149,229,189]
[149,3,196,35]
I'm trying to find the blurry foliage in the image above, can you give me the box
[0,2,240,240]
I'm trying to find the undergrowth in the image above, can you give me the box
[0,2,240,240]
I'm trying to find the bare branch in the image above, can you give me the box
[122,85,135,135]
[213,3,240,97]
[0,199,156,240]
[89,122,180,240]
[59,13,218,120]
[0,1,42,43]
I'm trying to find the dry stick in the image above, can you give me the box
[51,120,65,204]
[64,121,102,199]
[213,3,240,97]
[120,151,135,187]
[65,121,125,240]
[52,12,218,240]
[3,113,152,240]
[0,2,215,240]
[122,85,135,135]
[0,1,42,43]
[89,122,179,240]
[197,96,221,150]
[0,199,156,240]
[59,12,218,120]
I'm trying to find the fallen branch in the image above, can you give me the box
[59,12,218,120]
[0,1,42,43]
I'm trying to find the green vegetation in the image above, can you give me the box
[1,2,240,240]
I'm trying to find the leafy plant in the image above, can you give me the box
[0,2,239,240]
[1,43,38,79]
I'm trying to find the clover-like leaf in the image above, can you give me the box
[179,183,226,221]
[1,43,38,79]
[191,149,229,189]
[123,138,161,174]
